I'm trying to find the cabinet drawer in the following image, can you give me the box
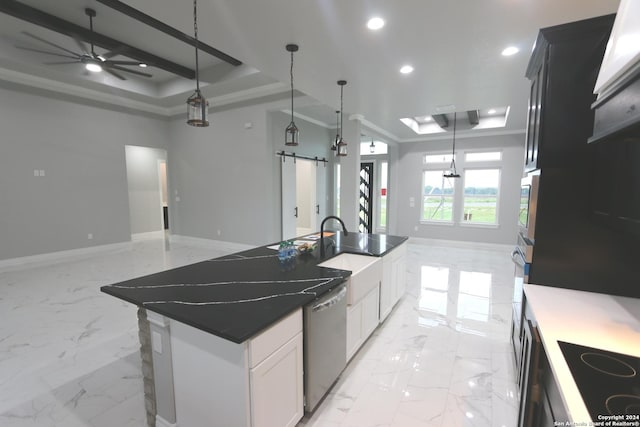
[249,309,302,368]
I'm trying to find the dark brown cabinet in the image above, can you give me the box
[524,52,547,172]
[521,14,640,299]
[516,299,569,427]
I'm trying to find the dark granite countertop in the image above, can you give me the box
[101,232,408,343]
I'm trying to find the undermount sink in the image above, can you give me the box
[318,253,382,305]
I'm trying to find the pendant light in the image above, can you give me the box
[331,110,339,151]
[186,0,209,127]
[285,44,299,146]
[444,112,461,178]
[369,139,376,153]
[336,80,348,157]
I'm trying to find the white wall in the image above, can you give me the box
[0,86,169,261]
[125,145,167,234]
[395,133,525,245]
[167,105,333,246]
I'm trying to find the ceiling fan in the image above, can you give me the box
[15,8,152,80]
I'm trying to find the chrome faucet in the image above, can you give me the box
[320,216,349,256]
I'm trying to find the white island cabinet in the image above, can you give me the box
[169,309,303,427]
[379,242,407,323]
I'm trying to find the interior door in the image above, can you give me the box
[281,156,297,240]
[315,162,328,226]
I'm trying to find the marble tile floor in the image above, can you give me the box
[0,236,518,427]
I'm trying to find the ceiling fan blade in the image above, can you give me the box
[104,68,126,80]
[105,60,145,66]
[109,64,152,78]
[101,46,129,59]
[43,61,80,65]
[71,34,89,55]
[22,31,80,57]
[15,45,80,59]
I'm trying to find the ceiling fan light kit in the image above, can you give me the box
[285,43,299,146]
[15,7,152,81]
[186,0,209,127]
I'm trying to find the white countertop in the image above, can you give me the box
[524,284,640,423]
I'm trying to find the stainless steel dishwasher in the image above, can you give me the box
[303,281,347,413]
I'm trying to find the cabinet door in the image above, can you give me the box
[379,257,394,322]
[525,53,547,172]
[251,332,303,427]
[347,302,363,361]
[362,287,380,339]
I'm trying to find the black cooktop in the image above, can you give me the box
[558,341,640,420]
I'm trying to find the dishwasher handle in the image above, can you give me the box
[312,285,347,312]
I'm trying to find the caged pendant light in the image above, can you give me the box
[331,110,339,151]
[186,0,209,127]
[369,139,376,153]
[285,44,300,146]
[336,80,348,157]
[443,112,461,178]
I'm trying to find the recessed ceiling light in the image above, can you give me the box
[488,109,496,114]
[502,46,519,56]
[139,63,148,68]
[367,17,385,30]
[400,65,414,74]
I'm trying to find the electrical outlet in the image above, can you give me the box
[152,331,162,353]
[414,226,418,231]
[34,169,39,177]
[87,233,93,240]
[217,229,221,236]
[39,170,45,176]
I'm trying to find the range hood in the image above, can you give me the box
[589,0,640,144]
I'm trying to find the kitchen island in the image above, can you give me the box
[101,231,408,427]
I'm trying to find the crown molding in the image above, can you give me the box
[0,66,171,115]
[281,109,332,129]
[398,128,526,143]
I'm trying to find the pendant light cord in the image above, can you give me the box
[193,0,200,92]
[290,50,294,123]
[451,112,457,171]
[339,85,344,140]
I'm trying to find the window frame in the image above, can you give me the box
[419,149,504,227]
[460,167,502,227]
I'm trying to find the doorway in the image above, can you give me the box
[124,145,168,238]
[281,157,328,240]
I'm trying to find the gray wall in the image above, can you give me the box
[125,145,167,235]
[0,86,169,261]
[167,105,333,246]
[395,133,525,245]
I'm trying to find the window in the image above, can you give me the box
[422,171,455,222]
[462,169,500,224]
[465,151,502,162]
[423,153,454,164]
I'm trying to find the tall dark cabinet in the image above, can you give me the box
[524,14,640,298]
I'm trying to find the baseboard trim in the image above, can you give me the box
[169,234,253,253]
[0,241,131,272]
[156,415,178,427]
[132,230,166,241]
[408,237,513,253]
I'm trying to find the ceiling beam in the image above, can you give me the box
[95,0,242,67]
[0,0,196,80]
[467,110,480,125]
[432,114,449,128]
